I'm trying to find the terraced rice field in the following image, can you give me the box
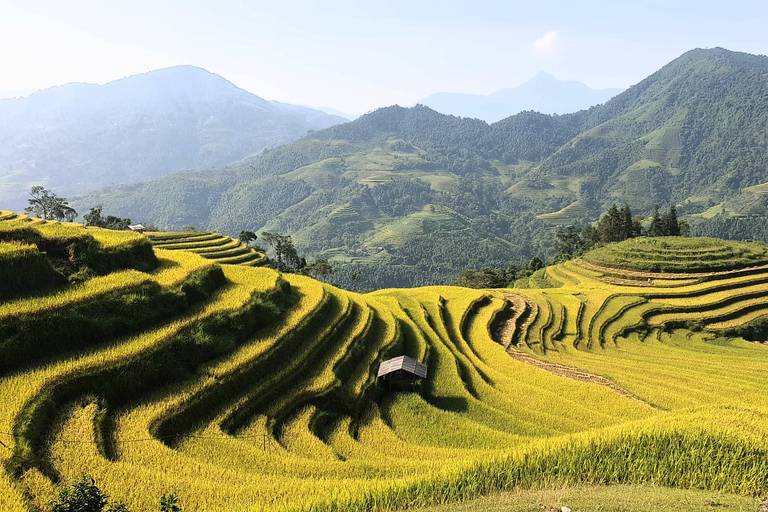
[0,222,767,511]
[535,201,591,224]
[147,231,267,266]
[0,210,70,226]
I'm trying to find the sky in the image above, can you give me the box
[1,0,767,114]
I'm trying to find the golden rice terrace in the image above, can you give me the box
[0,212,766,511]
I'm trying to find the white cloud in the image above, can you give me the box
[533,30,560,58]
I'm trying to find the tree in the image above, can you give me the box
[261,232,303,272]
[50,475,128,512]
[451,267,508,288]
[619,205,634,240]
[527,256,544,272]
[598,204,621,243]
[597,204,635,243]
[661,206,681,236]
[648,205,664,237]
[25,186,77,221]
[83,205,131,230]
[26,186,52,220]
[83,206,103,227]
[238,230,258,246]
[647,206,683,237]
[302,258,334,280]
[554,225,582,257]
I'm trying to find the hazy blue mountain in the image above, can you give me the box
[51,48,768,290]
[0,66,347,211]
[419,72,623,122]
[313,106,359,121]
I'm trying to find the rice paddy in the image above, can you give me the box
[0,220,767,511]
[147,231,266,266]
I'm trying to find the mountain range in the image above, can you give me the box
[0,66,347,211]
[44,48,768,288]
[418,72,623,122]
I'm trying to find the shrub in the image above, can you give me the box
[50,475,128,512]
[160,492,182,512]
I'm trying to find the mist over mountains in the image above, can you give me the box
[74,48,768,289]
[0,66,347,211]
[418,72,623,122]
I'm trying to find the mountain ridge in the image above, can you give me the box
[418,72,623,122]
[0,65,347,211]
[64,48,768,289]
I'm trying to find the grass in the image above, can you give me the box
[536,201,591,225]
[418,484,761,512]
[147,231,266,266]
[369,205,467,246]
[582,237,768,272]
[690,203,745,219]
[743,181,768,197]
[2,221,768,511]
[507,176,585,201]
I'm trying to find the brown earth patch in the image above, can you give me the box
[489,297,651,405]
[505,347,647,404]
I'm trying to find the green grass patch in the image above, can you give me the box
[369,205,468,246]
[690,203,745,219]
[536,201,591,224]
[582,237,768,272]
[417,484,760,512]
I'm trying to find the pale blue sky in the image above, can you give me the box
[1,0,766,113]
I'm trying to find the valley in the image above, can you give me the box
[72,48,768,290]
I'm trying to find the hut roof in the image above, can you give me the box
[377,355,428,379]
[128,224,146,231]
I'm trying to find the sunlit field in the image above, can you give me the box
[1,217,767,511]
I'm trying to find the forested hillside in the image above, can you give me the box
[0,66,346,211]
[74,48,768,289]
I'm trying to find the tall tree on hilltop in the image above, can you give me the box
[25,186,77,222]
[262,232,304,273]
[661,206,681,236]
[599,204,636,243]
[648,205,664,237]
[598,204,617,243]
[619,205,634,240]
[238,230,258,246]
[302,258,334,281]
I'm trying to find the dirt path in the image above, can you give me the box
[505,346,648,404]
[490,296,651,406]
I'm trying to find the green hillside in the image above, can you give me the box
[1,215,767,511]
[73,48,768,290]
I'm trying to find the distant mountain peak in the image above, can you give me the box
[529,71,558,82]
[418,74,623,122]
[0,66,348,211]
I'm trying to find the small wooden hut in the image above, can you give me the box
[377,355,427,384]
[127,224,146,233]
